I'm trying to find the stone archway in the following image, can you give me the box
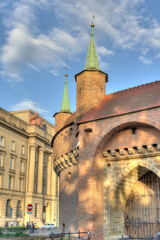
[125,170,160,237]
[93,120,160,239]
[106,164,160,238]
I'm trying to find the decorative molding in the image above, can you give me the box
[54,148,79,175]
[103,144,160,161]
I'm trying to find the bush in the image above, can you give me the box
[0,230,3,237]
[7,226,26,232]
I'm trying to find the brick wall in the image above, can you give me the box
[76,70,106,116]
[55,112,72,133]
[59,165,79,232]
[53,101,160,239]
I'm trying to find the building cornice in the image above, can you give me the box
[103,144,160,161]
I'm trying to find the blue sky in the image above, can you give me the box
[0,0,160,125]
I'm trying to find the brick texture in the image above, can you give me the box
[53,75,160,240]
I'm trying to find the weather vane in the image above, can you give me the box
[65,66,68,77]
[91,14,95,27]
[92,15,95,24]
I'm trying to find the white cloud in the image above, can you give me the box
[155,53,160,59]
[11,99,55,124]
[1,0,160,80]
[97,46,114,56]
[11,99,48,115]
[50,70,59,76]
[1,25,68,79]
[138,56,152,65]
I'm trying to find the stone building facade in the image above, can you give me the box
[0,108,58,227]
[52,25,160,240]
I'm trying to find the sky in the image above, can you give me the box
[0,0,160,125]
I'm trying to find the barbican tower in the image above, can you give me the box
[54,74,72,133]
[75,23,108,117]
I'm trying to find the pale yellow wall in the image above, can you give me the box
[0,108,58,228]
[11,110,55,136]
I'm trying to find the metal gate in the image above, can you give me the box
[125,171,160,237]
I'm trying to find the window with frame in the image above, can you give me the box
[0,136,4,147]
[35,203,38,217]
[10,157,14,170]
[34,180,37,193]
[11,141,15,151]
[20,160,24,172]
[0,154,2,167]
[9,176,13,190]
[0,174,3,188]
[6,199,11,217]
[21,145,24,155]
[19,179,23,191]
[19,179,22,191]
[16,201,22,218]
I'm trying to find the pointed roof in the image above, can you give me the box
[84,24,100,70]
[60,74,71,113]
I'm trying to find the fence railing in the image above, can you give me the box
[119,235,154,240]
[0,229,91,240]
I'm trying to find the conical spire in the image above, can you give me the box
[84,24,100,70]
[60,74,71,113]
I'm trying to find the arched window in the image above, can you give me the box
[42,124,47,132]
[6,199,11,217]
[67,172,71,182]
[16,201,22,218]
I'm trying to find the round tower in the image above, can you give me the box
[54,74,72,133]
[75,24,108,117]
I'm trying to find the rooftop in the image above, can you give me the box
[78,80,160,123]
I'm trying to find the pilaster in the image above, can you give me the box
[47,155,51,195]
[37,147,44,194]
[28,144,37,192]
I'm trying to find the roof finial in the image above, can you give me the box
[84,15,100,71]
[59,67,71,113]
[65,66,68,83]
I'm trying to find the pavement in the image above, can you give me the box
[28,227,59,236]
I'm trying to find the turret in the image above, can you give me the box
[54,74,72,133]
[75,24,108,116]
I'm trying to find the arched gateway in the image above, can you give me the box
[125,171,160,238]
[52,22,160,240]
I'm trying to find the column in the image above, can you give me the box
[37,148,44,194]
[47,155,51,195]
[28,145,36,192]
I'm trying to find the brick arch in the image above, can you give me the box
[94,117,160,158]
[108,160,160,207]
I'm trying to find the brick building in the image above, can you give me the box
[52,24,160,240]
[0,108,58,227]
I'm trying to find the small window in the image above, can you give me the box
[21,145,24,155]
[42,124,47,132]
[0,174,3,187]
[19,179,23,191]
[67,172,71,182]
[34,180,37,193]
[10,157,13,170]
[6,199,11,217]
[132,128,137,135]
[0,136,4,147]
[0,154,2,167]
[9,177,13,190]
[19,179,21,191]
[35,203,38,217]
[11,141,15,151]
[20,160,24,172]
[16,201,22,218]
